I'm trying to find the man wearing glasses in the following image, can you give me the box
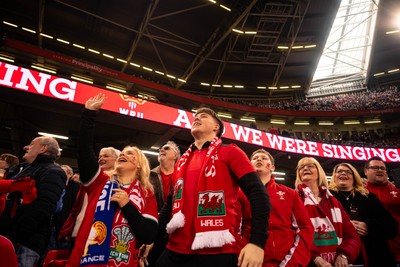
[142,142,181,267]
[365,156,400,265]
[151,141,180,212]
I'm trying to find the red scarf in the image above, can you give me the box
[108,180,147,266]
[297,184,343,264]
[167,137,235,250]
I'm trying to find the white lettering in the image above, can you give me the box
[49,78,77,100]
[364,147,372,160]
[386,149,400,162]
[285,138,296,152]
[250,129,263,145]
[265,133,284,150]
[81,255,105,264]
[337,146,353,159]
[15,68,51,93]
[370,148,386,160]
[96,183,110,212]
[200,219,223,227]
[322,144,334,158]
[0,63,18,87]
[352,147,366,160]
[295,139,307,154]
[331,145,339,158]
[230,125,263,145]
[173,110,192,129]
[231,124,251,142]
[205,165,216,177]
[307,141,319,155]
[119,108,129,115]
[0,63,77,100]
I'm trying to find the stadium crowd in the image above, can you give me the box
[216,85,400,112]
[0,95,398,267]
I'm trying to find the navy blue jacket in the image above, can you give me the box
[0,154,66,255]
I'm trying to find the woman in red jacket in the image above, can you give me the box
[295,157,360,267]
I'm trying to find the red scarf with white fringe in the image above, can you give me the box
[297,184,343,264]
[166,137,235,250]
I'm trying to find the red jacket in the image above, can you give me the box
[367,181,400,262]
[304,189,361,265]
[241,178,314,267]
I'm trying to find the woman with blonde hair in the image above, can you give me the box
[330,162,398,267]
[64,93,158,267]
[295,157,360,267]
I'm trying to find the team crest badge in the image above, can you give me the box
[174,179,184,200]
[197,191,225,216]
[109,226,134,263]
[277,190,285,200]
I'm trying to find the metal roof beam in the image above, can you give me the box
[121,0,159,72]
[272,0,311,86]
[176,0,258,88]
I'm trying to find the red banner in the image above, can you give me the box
[1,61,399,162]
[6,38,399,117]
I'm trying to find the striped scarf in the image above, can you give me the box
[80,179,146,266]
[81,179,119,266]
[167,137,235,250]
[297,184,343,264]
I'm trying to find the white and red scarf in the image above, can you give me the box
[297,184,343,264]
[166,137,235,250]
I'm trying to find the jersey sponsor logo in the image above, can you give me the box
[197,191,225,216]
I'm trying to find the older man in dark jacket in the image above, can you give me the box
[0,136,66,267]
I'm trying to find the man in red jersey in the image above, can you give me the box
[142,141,180,267]
[156,108,270,267]
[365,156,400,265]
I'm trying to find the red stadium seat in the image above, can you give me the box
[42,249,70,267]
[0,235,18,267]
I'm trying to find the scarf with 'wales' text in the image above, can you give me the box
[166,137,235,250]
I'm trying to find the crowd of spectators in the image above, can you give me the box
[269,128,400,148]
[215,85,400,112]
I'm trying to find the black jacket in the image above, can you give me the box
[53,179,80,235]
[331,190,398,267]
[149,166,168,212]
[0,154,66,255]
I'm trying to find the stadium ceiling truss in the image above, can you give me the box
[9,0,317,97]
